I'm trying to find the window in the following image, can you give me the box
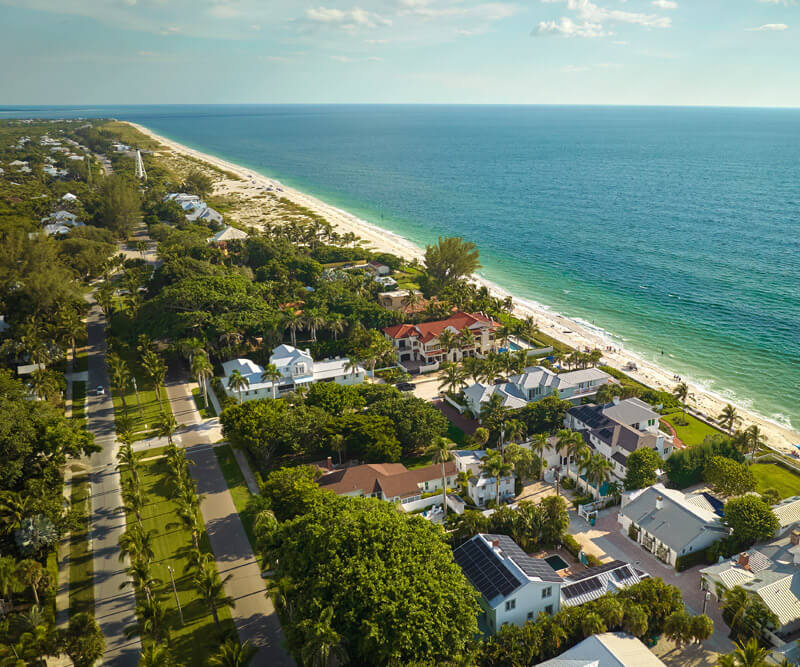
[542,586,552,599]
[545,605,553,615]
[527,612,534,620]
[505,599,516,611]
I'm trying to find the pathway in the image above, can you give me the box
[85,298,140,665]
[165,369,292,666]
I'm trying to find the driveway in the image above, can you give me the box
[571,509,734,654]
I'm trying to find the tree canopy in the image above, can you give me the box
[624,447,661,490]
[723,496,779,546]
[422,236,481,294]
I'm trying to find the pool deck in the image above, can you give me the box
[531,548,586,578]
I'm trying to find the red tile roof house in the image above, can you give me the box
[317,461,457,510]
[383,311,501,371]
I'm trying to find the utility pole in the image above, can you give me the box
[167,565,184,626]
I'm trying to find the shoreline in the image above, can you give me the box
[128,121,800,454]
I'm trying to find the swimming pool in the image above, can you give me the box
[498,341,523,354]
[545,555,569,571]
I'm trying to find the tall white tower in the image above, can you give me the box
[135,150,147,181]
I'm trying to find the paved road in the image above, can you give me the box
[165,372,293,666]
[85,300,140,666]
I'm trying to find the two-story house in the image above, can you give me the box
[453,534,562,633]
[452,450,516,508]
[383,311,500,369]
[221,344,366,402]
[565,398,675,483]
[463,366,613,415]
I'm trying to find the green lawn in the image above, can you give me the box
[192,387,217,418]
[213,445,259,556]
[73,346,88,373]
[68,475,94,616]
[660,410,724,446]
[751,463,800,500]
[71,381,86,427]
[122,456,236,663]
[111,379,171,440]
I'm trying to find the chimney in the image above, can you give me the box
[492,539,500,549]
[655,496,663,510]
[738,552,751,570]
[791,529,800,547]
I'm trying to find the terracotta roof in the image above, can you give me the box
[383,311,499,343]
[317,461,456,499]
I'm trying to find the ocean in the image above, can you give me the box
[3,104,799,431]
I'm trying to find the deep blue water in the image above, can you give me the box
[3,105,798,430]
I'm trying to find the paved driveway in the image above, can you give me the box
[572,509,734,654]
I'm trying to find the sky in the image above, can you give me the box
[0,0,797,106]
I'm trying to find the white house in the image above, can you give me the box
[463,365,613,415]
[452,450,515,508]
[565,398,675,483]
[535,633,667,667]
[453,534,562,633]
[209,226,248,244]
[62,192,78,202]
[221,344,366,402]
[560,560,649,607]
[618,483,730,567]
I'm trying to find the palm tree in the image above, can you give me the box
[210,639,257,667]
[504,419,526,445]
[427,437,453,517]
[227,369,250,404]
[580,611,607,638]
[721,586,750,636]
[330,433,345,466]
[191,352,214,409]
[566,437,590,491]
[745,424,763,459]
[673,381,689,420]
[402,290,423,313]
[121,559,160,604]
[303,309,326,342]
[121,477,145,528]
[126,598,169,643]
[731,638,770,667]
[528,433,549,480]
[260,363,281,399]
[585,453,613,498]
[481,450,513,506]
[327,316,346,342]
[14,559,44,607]
[176,500,202,551]
[0,492,33,536]
[139,642,176,667]
[57,306,85,364]
[118,524,155,565]
[438,361,467,395]
[0,555,22,611]
[281,309,303,347]
[438,329,459,362]
[116,437,140,487]
[95,281,115,317]
[141,350,167,401]
[479,392,507,429]
[718,404,740,434]
[108,352,131,413]
[155,410,182,446]
[297,606,348,667]
[194,562,235,627]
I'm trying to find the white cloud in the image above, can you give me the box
[542,0,672,28]
[747,22,789,30]
[536,17,608,36]
[652,0,677,8]
[399,2,517,22]
[306,6,392,29]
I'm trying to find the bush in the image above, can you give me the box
[628,524,639,541]
[586,554,603,567]
[562,534,581,558]
[675,549,708,572]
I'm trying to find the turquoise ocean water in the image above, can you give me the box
[3,105,798,431]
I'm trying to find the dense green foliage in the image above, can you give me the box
[704,456,756,497]
[723,496,779,546]
[665,435,745,488]
[623,447,661,490]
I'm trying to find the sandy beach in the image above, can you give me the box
[129,121,800,455]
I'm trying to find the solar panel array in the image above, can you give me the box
[567,560,626,582]
[611,566,633,582]
[486,535,563,583]
[453,538,521,601]
[561,576,603,600]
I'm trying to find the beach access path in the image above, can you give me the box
[164,370,294,666]
[85,296,140,666]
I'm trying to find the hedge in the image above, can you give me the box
[562,534,581,558]
[675,549,708,572]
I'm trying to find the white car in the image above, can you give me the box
[96,385,105,395]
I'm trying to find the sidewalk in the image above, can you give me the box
[165,367,293,666]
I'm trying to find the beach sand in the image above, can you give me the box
[129,122,800,455]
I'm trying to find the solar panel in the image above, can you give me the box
[453,537,522,601]
[485,535,563,583]
[612,566,632,582]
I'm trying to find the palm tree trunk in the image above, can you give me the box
[31,583,39,606]
[211,602,220,627]
[203,378,209,409]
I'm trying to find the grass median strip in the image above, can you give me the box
[122,455,236,663]
[68,475,94,616]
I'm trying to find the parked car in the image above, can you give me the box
[396,382,416,392]
[96,385,105,395]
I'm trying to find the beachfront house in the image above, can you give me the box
[209,225,248,245]
[618,483,730,567]
[773,496,800,537]
[564,397,675,485]
[453,534,562,633]
[452,450,515,508]
[383,311,500,371]
[463,366,613,415]
[221,344,366,402]
[378,289,429,315]
[164,192,223,226]
[700,528,800,642]
[534,633,667,667]
[367,261,391,276]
